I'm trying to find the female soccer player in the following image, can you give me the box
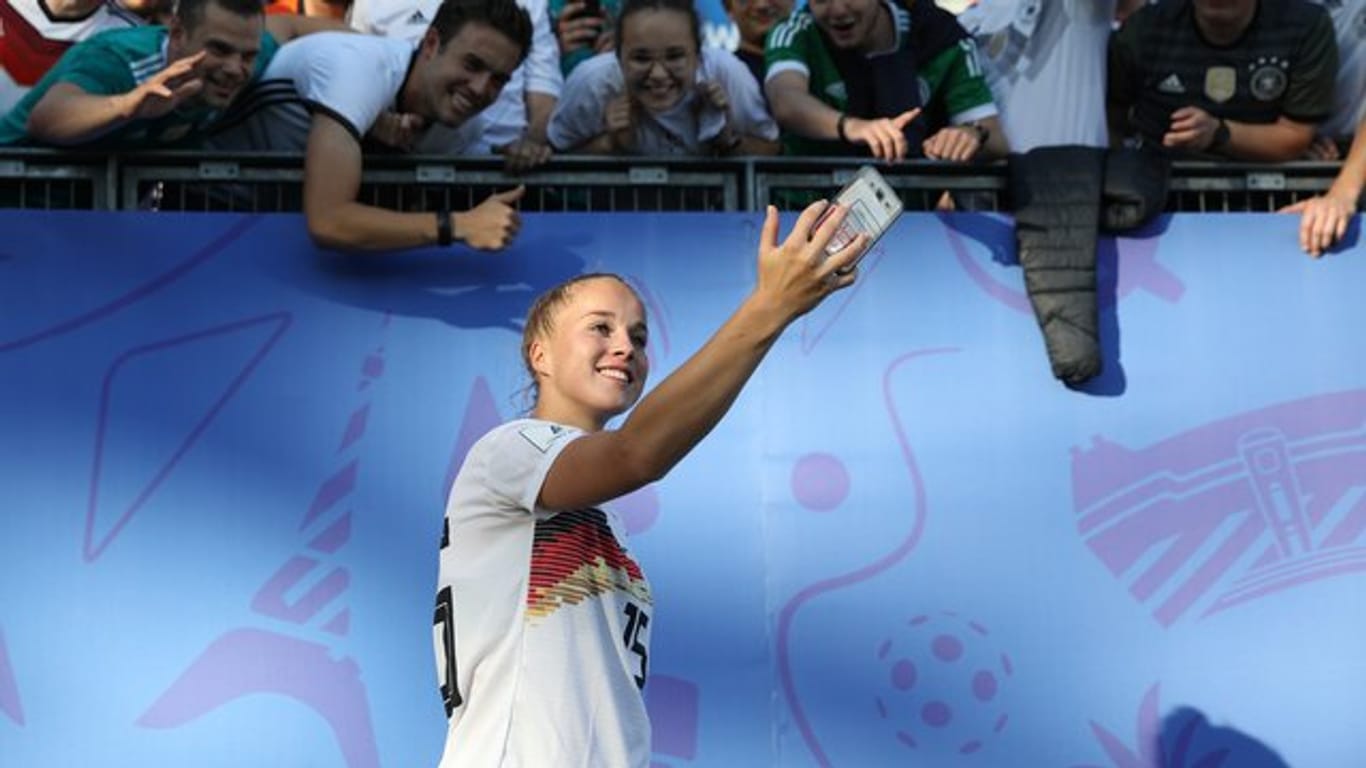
[434,201,865,766]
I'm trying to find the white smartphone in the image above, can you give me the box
[816,165,904,271]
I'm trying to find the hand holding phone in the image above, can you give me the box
[814,166,904,272]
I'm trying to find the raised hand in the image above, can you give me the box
[454,185,525,250]
[369,111,427,151]
[605,94,636,153]
[122,50,207,120]
[696,80,729,113]
[843,108,920,162]
[754,201,866,321]
[556,1,604,54]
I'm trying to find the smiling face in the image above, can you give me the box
[618,7,700,114]
[725,0,795,51]
[415,21,523,126]
[169,1,263,109]
[808,0,882,51]
[529,277,650,432]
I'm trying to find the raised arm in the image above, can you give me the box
[26,52,206,145]
[537,202,867,510]
[302,113,522,251]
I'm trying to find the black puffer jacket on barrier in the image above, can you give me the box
[1007,146,1169,386]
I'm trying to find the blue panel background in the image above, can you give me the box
[1,210,1363,768]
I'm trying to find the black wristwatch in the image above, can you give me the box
[436,206,453,247]
[1210,119,1231,151]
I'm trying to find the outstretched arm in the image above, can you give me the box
[302,113,522,251]
[766,71,920,161]
[537,202,868,510]
[1282,116,1366,257]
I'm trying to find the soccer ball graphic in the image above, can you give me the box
[872,612,1012,757]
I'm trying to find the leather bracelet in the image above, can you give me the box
[836,113,849,143]
[436,206,452,247]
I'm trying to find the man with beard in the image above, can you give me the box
[1107,0,1337,160]
[210,0,532,252]
[764,0,1008,161]
[0,0,288,146]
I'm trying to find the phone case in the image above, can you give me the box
[821,166,904,260]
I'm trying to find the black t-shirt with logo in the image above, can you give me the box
[1107,0,1337,152]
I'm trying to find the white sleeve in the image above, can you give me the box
[546,53,622,151]
[521,0,563,98]
[481,422,584,513]
[347,0,378,34]
[291,36,394,139]
[710,49,779,141]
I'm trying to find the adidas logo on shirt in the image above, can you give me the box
[1157,74,1185,94]
[407,9,428,25]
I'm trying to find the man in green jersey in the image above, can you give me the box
[0,0,333,147]
[763,0,1007,161]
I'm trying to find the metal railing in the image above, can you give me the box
[0,148,1352,214]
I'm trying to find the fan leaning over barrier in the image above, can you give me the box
[209,0,533,252]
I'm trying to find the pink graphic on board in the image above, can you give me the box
[776,349,958,767]
[138,629,378,767]
[798,245,888,354]
[792,452,851,512]
[939,215,1185,315]
[444,375,504,503]
[1071,684,1283,768]
[1073,390,1366,627]
[1073,684,1163,768]
[0,629,23,726]
[873,612,1012,756]
[647,674,701,766]
[138,315,389,766]
[0,216,260,354]
[84,313,293,562]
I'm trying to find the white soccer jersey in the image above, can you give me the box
[958,0,1113,151]
[548,47,777,154]
[436,419,653,768]
[0,0,140,113]
[1308,0,1366,140]
[208,31,482,153]
[349,0,562,153]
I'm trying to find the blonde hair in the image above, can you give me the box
[519,273,642,407]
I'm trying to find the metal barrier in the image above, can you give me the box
[117,152,742,212]
[0,148,1353,214]
[0,151,114,210]
[1165,162,1342,212]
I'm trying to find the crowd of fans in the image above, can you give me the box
[0,0,1362,253]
